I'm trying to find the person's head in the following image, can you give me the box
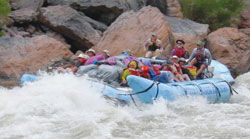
[196,41,205,49]
[103,50,110,58]
[176,40,185,48]
[171,55,179,63]
[122,49,132,56]
[78,54,89,59]
[151,33,157,42]
[178,58,186,66]
[128,61,138,69]
[86,49,96,57]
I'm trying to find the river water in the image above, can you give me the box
[0,72,250,139]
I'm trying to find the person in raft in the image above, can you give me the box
[144,33,162,58]
[75,53,89,67]
[187,41,212,79]
[121,61,142,85]
[171,40,189,58]
[86,48,96,58]
[84,50,110,65]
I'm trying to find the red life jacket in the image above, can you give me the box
[152,66,161,75]
[173,47,186,58]
[78,58,87,65]
[127,68,140,76]
[174,63,182,74]
[139,66,150,78]
[195,49,205,62]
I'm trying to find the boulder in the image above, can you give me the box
[0,35,73,87]
[240,28,250,36]
[240,6,250,28]
[10,0,45,10]
[166,16,209,52]
[9,0,44,24]
[207,27,250,77]
[93,6,174,57]
[9,8,38,24]
[47,0,146,25]
[38,5,101,52]
[70,0,130,25]
[79,13,108,32]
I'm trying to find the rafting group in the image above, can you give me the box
[56,33,213,86]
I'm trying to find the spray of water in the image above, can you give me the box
[0,72,249,138]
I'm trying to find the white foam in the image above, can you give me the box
[0,72,250,138]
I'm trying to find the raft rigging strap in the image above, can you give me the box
[118,82,156,96]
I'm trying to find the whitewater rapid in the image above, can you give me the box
[0,72,250,138]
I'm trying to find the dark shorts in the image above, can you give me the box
[194,61,208,69]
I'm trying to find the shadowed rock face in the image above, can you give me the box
[0,35,73,87]
[38,5,101,52]
[146,0,167,14]
[46,0,146,25]
[45,0,183,26]
[167,16,209,52]
[93,6,174,57]
[240,5,250,28]
[207,27,250,77]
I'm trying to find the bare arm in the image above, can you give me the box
[187,48,197,63]
[205,49,212,65]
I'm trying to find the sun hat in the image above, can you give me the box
[196,41,205,46]
[86,49,96,54]
[103,50,110,56]
[78,54,89,59]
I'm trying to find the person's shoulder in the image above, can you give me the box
[204,48,211,52]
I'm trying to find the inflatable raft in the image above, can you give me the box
[126,75,232,103]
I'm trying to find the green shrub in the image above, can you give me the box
[179,0,244,30]
[0,0,10,18]
[0,0,10,36]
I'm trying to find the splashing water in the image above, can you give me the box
[0,72,250,138]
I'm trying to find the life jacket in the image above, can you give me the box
[173,47,186,58]
[78,58,87,65]
[195,48,205,62]
[148,41,159,51]
[127,68,140,76]
[186,65,197,78]
[174,63,182,74]
[139,65,150,78]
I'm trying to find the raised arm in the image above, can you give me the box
[205,49,212,65]
[187,48,196,63]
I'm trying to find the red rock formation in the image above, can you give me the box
[0,35,73,86]
[207,27,250,76]
[93,6,174,57]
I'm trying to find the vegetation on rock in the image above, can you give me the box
[0,0,11,36]
[179,0,244,30]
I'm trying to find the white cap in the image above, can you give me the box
[151,32,157,36]
[103,50,110,56]
[86,49,96,54]
[172,55,179,59]
[78,54,89,59]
